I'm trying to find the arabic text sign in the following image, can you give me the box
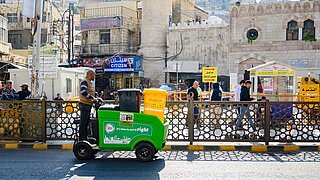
[104,56,134,72]
[202,67,218,82]
[300,84,319,95]
[257,71,294,76]
[80,16,123,31]
[28,56,58,78]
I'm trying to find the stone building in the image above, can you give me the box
[0,1,62,59]
[172,0,209,24]
[141,0,210,87]
[229,1,320,79]
[166,21,229,89]
[79,1,142,96]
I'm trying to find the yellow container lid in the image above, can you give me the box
[143,88,168,96]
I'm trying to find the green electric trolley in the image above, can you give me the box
[73,89,169,162]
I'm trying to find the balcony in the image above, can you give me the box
[80,43,139,56]
[81,6,137,19]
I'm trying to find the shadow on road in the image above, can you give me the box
[80,150,320,163]
[64,152,165,180]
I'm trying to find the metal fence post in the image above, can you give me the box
[188,99,194,145]
[264,100,271,145]
[41,100,47,143]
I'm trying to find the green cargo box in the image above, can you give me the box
[98,110,169,152]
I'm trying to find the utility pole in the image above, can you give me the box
[30,0,44,98]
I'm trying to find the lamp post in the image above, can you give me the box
[59,3,74,67]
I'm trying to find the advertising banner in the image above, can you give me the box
[80,16,123,31]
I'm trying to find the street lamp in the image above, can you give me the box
[55,3,74,67]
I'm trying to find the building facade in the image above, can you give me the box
[0,1,62,61]
[165,1,320,91]
[79,2,141,98]
[229,1,320,80]
[0,15,10,61]
[172,0,209,24]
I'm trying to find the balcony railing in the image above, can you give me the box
[80,43,139,56]
[81,6,137,19]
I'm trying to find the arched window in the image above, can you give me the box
[286,20,299,40]
[302,19,315,40]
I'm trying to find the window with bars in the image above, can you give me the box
[99,29,110,44]
[7,13,18,23]
[8,33,22,44]
[286,20,299,40]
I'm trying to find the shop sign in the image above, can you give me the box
[255,63,295,76]
[82,57,104,67]
[80,16,123,31]
[95,68,104,75]
[202,67,218,82]
[257,71,294,75]
[104,55,139,72]
[133,56,142,71]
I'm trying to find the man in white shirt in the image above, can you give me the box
[234,80,245,101]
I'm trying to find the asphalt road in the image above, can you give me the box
[0,149,320,180]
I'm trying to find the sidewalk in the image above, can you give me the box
[1,140,320,152]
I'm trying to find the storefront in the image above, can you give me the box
[80,55,144,99]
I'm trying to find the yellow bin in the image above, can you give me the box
[143,89,168,123]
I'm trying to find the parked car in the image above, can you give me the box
[159,83,188,91]
[159,83,188,100]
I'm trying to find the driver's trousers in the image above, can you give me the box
[79,103,92,141]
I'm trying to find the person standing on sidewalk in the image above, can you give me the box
[234,80,245,102]
[17,83,31,100]
[1,80,18,100]
[79,70,98,141]
[235,80,256,131]
[187,81,200,128]
[54,93,64,113]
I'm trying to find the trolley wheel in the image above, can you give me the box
[73,141,93,160]
[135,142,156,162]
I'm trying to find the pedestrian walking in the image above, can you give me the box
[210,83,222,101]
[235,80,256,131]
[79,69,98,141]
[17,83,31,100]
[234,80,245,102]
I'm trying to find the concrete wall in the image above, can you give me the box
[167,22,230,76]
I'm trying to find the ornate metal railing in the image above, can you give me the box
[0,100,45,142]
[0,100,319,144]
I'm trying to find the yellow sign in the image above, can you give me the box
[257,71,294,76]
[299,84,320,102]
[202,67,218,82]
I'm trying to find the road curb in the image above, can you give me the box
[1,143,320,152]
